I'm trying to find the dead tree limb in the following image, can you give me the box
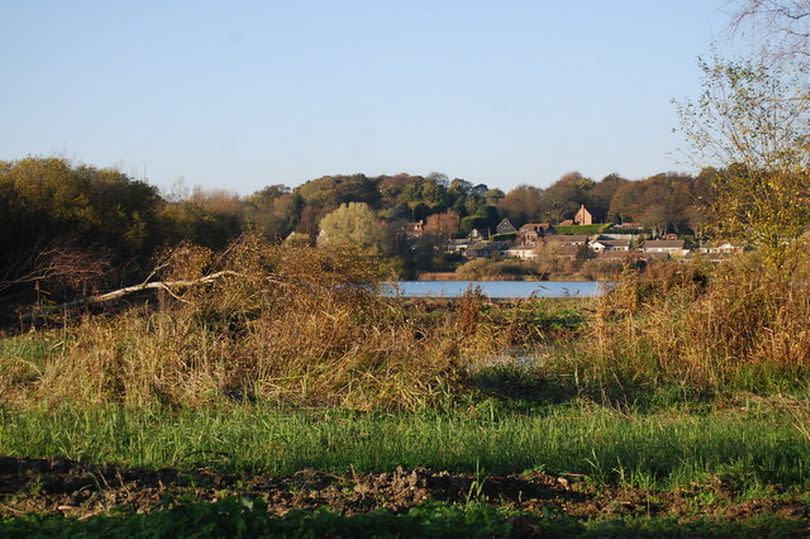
[24,270,242,316]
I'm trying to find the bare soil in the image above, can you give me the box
[0,456,807,525]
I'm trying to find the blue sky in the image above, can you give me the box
[1,1,734,193]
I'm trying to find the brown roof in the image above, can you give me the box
[519,223,551,232]
[643,240,685,249]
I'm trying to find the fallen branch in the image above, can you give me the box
[23,270,242,317]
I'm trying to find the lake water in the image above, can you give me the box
[384,281,605,299]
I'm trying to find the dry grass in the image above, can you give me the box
[571,254,810,393]
[3,236,499,410]
[3,236,808,411]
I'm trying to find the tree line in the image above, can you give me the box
[0,156,730,301]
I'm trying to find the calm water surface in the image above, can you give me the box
[385,281,606,299]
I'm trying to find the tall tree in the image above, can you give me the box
[496,185,543,226]
[541,172,594,224]
[586,173,629,223]
[318,202,386,255]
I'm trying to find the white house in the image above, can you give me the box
[642,240,688,256]
[505,246,538,260]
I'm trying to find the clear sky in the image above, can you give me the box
[1,1,734,193]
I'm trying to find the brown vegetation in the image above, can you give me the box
[572,253,810,392]
[3,236,809,411]
[4,236,500,410]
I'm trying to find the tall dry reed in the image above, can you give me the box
[576,254,810,393]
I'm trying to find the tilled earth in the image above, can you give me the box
[0,456,807,525]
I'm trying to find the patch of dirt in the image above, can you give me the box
[0,456,808,525]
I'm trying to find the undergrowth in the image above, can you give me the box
[1,237,808,411]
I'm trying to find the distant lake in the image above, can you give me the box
[384,281,606,299]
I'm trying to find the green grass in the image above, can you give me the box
[1,400,807,489]
[1,497,805,538]
[553,223,611,235]
[0,331,62,384]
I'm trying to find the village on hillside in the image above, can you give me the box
[404,204,743,271]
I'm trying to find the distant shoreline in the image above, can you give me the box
[414,272,600,282]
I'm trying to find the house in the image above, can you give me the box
[548,244,580,260]
[495,218,517,235]
[405,220,424,238]
[603,239,631,251]
[468,228,488,241]
[447,238,472,253]
[518,223,552,245]
[574,205,593,226]
[599,233,638,242]
[597,250,640,261]
[697,242,741,255]
[465,241,509,259]
[548,234,590,246]
[589,239,631,253]
[589,241,607,253]
[643,252,672,262]
[558,219,574,226]
[642,240,688,256]
[505,245,538,260]
[696,242,743,263]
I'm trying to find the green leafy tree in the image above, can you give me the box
[1,157,161,264]
[317,202,386,255]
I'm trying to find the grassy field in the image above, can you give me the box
[0,396,808,537]
[0,242,808,537]
[1,397,808,485]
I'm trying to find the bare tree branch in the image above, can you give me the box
[727,0,810,62]
[23,270,243,318]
